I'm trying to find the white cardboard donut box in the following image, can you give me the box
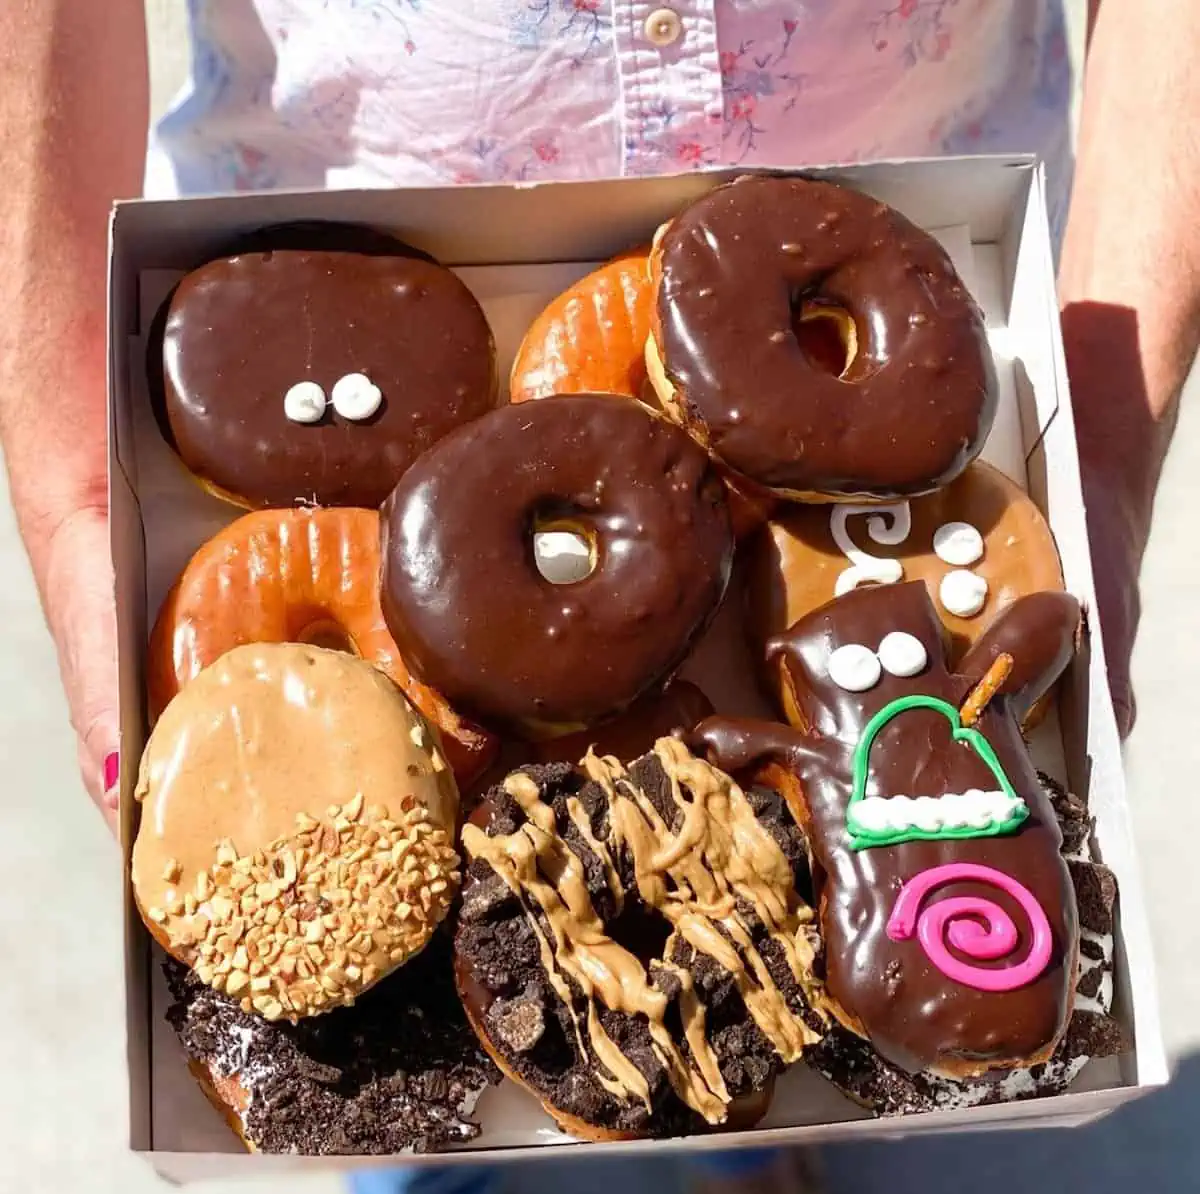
[107,157,1166,1181]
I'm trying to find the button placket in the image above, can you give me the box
[612,0,724,175]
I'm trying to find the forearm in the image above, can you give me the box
[1058,0,1200,537]
[0,1,148,585]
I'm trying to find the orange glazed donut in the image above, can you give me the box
[147,507,498,787]
[510,249,653,403]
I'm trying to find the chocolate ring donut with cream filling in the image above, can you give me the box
[454,738,824,1140]
[647,176,996,501]
[380,394,734,738]
[157,225,497,508]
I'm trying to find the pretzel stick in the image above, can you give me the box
[960,653,1014,727]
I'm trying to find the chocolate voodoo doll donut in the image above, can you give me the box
[454,738,824,1140]
[158,225,497,508]
[690,582,1082,1079]
[380,394,734,738]
[132,642,461,1021]
[647,176,996,499]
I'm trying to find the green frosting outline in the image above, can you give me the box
[846,694,1028,851]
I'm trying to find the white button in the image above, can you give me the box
[644,7,682,47]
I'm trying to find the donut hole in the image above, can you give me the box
[791,298,858,378]
[296,618,359,656]
[604,900,673,969]
[532,516,597,585]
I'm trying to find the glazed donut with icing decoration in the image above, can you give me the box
[689,581,1083,1084]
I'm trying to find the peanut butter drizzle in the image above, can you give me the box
[461,738,821,1125]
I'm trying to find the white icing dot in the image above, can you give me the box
[933,521,985,566]
[939,569,989,617]
[877,631,928,677]
[533,530,594,585]
[849,789,1027,837]
[331,372,383,421]
[827,643,881,692]
[283,381,327,424]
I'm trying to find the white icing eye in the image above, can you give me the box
[283,381,327,424]
[827,642,881,692]
[331,372,383,421]
[940,569,989,617]
[877,631,927,677]
[933,521,984,566]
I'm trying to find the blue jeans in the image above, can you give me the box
[349,1150,778,1194]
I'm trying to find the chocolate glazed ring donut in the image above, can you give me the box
[158,226,497,509]
[380,394,734,738]
[647,176,997,501]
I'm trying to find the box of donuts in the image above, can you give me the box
[108,157,1166,1178]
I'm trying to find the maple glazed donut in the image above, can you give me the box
[380,394,735,737]
[454,738,824,1140]
[647,175,997,500]
[747,460,1066,663]
[158,226,497,508]
[132,642,462,1022]
[147,507,498,787]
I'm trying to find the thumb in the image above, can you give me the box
[42,503,120,833]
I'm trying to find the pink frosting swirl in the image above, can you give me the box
[885,862,1053,992]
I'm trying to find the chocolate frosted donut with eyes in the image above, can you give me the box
[747,461,1066,680]
[158,226,497,508]
[647,176,996,500]
[690,582,1082,1081]
[380,394,734,738]
[454,738,824,1140]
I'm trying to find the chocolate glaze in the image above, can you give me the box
[691,583,1078,1076]
[161,239,496,507]
[959,591,1081,723]
[655,176,996,497]
[532,680,714,766]
[380,395,734,732]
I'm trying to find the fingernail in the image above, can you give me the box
[104,751,120,792]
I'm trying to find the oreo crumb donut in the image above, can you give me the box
[147,506,497,787]
[165,933,499,1154]
[454,739,824,1140]
[133,643,461,1020]
[807,773,1126,1114]
[647,176,996,500]
[380,395,734,738]
[158,225,497,508]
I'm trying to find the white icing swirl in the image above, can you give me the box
[939,569,989,617]
[933,521,985,566]
[830,502,912,596]
[850,789,1026,836]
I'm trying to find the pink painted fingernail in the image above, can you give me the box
[103,751,120,792]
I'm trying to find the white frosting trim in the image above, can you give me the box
[831,502,911,595]
[849,789,1026,836]
[330,372,383,421]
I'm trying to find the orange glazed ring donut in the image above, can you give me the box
[147,507,498,787]
[510,249,653,404]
